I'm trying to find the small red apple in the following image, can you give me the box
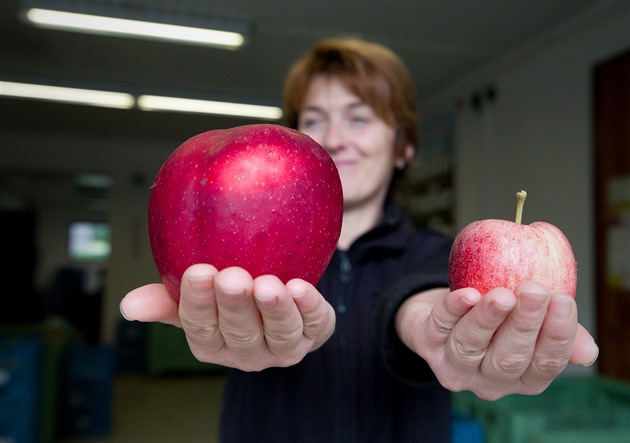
[448,191,577,296]
[148,124,343,302]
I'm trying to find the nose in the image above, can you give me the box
[320,120,345,153]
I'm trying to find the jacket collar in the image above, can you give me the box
[344,199,414,260]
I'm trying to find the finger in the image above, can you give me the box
[120,283,181,326]
[213,267,265,354]
[178,264,224,356]
[570,323,599,366]
[254,275,307,363]
[447,288,516,369]
[424,287,480,348]
[287,279,336,350]
[520,293,578,391]
[481,282,551,387]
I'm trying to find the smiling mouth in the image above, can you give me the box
[333,159,356,168]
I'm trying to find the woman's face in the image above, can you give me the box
[297,76,402,211]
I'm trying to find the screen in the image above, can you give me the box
[68,221,111,262]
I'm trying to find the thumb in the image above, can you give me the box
[120,283,181,327]
[569,323,599,367]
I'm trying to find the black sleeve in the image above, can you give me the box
[378,244,451,386]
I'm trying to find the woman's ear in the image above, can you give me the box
[404,144,415,163]
[396,144,415,169]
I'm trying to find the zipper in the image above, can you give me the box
[337,251,352,443]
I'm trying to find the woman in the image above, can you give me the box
[121,38,598,442]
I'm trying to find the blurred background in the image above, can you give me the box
[1,1,630,442]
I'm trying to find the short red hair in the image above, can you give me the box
[283,37,418,160]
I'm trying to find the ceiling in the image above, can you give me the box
[0,0,624,143]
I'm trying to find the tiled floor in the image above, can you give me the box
[58,374,226,443]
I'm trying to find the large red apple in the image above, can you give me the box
[148,124,343,302]
[448,191,577,296]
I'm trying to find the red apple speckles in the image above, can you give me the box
[149,124,343,302]
[448,191,577,296]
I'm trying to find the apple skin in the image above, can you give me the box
[448,219,577,297]
[148,124,343,302]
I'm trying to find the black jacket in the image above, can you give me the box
[220,201,453,443]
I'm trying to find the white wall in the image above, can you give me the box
[422,3,630,374]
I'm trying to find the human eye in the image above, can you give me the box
[350,114,368,123]
[347,111,372,127]
[346,104,376,126]
[298,112,325,132]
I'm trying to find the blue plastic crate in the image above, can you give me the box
[59,343,114,438]
[115,319,148,374]
[452,412,484,443]
[0,336,42,443]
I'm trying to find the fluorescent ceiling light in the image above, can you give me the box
[0,80,134,109]
[138,95,283,120]
[0,81,281,119]
[24,7,245,49]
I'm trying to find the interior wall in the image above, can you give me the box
[423,4,630,375]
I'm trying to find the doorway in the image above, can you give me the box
[0,171,111,341]
[594,48,630,381]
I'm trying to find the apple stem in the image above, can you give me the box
[515,190,527,224]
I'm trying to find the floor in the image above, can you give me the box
[57,374,226,443]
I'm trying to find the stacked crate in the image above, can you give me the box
[453,376,630,443]
[0,336,42,443]
[58,343,114,438]
[452,411,484,443]
[115,319,148,374]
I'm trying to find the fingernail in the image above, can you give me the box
[550,296,573,321]
[189,276,208,292]
[288,281,308,299]
[119,302,133,321]
[488,300,511,317]
[257,292,279,309]
[584,343,599,367]
[520,292,547,314]
[460,290,481,306]
[187,269,213,292]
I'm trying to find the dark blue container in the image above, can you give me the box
[58,343,114,437]
[452,411,485,443]
[0,336,42,443]
[115,319,148,374]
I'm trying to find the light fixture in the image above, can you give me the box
[137,95,283,120]
[21,3,248,50]
[0,80,135,109]
[0,80,282,120]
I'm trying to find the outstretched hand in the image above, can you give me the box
[396,281,599,400]
[120,264,336,371]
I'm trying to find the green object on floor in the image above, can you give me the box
[147,322,223,375]
[452,376,630,443]
[529,428,630,443]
